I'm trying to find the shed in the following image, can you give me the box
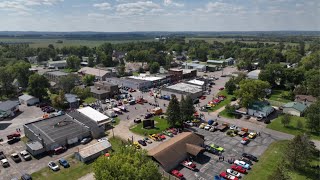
[26,141,46,156]
[282,102,307,117]
[75,140,112,163]
[19,94,39,106]
[65,94,80,108]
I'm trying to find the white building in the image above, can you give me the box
[161,83,203,101]
[77,107,111,127]
[75,140,112,163]
[18,94,39,106]
[47,60,67,69]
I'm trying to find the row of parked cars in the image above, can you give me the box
[0,150,32,168]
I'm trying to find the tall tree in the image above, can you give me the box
[149,62,160,74]
[58,74,78,93]
[82,74,95,86]
[0,67,15,97]
[94,146,161,180]
[88,56,95,67]
[281,114,291,127]
[9,61,32,88]
[166,95,181,127]
[51,90,66,109]
[66,55,81,70]
[259,63,285,87]
[225,77,237,94]
[305,100,320,133]
[27,74,50,101]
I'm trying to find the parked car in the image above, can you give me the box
[20,150,32,161]
[210,144,224,152]
[229,125,238,130]
[242,153,258,162]
[144,113,153,119]
[53,146,66,155]
[240,157,253,165]
[257,116,263,121]
[240,138,250,145]
[7,132,21,140]
[204,125,211,130]
[219,172,239,180]
[138,140,147,146]
[171,170,184,179]
[209,126,216,132]
[59,158,70,168]
[80,137,92,145]
[134,118,142,123]
[0,151,6,160]
[180,160,196,171]
[226,169,241,177]
[133,142,141,149]
[205,145,221,155]
[21,174,32,180]
[219,87,225,90]
[143,137,152,144]
[248,132,257,139]
[231,164,247,174]
[8,137,20,145]
[234,160,250,169]
[1,158,9,167]
[11,153,21,163]
[199,123,206,129]
[48,161,60,171]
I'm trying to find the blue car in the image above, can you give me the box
[214,175,226,180]
[58,158,70,168]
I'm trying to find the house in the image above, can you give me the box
[75,140,112,163]
[247,101,274,117]
[148,132,204,172]
[44,71,69,83]
[0,100,19,117]
[90,81,119,100]
[295,95,316,107]
[282,102,307,117]
[247,70,261,80]
[64,94,80,109]
[18,94,39,106]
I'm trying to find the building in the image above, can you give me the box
[148,132,205,172]
[128,74,171,87]
[105,77,151,90]
[47,60,67,69]
[247,70,261,80]
[78,67,115,81]
[225,57,235,65]
[0,100,19,117]
[295,95,316,107]
[207,60,225,67]
[75,140,112,163]
[206,65,218,72]
[282,102,307,117]
[65,94,80,109]
[90,81,119,100]
[168,69,197,82]
[76,107,111,128]
[248,101,274,117]
[43,71,69,83]
[25,56,38,64]
[186,79,206,90]
[182,63,206,72]
[18,94,39,106]
[161,83,203,101]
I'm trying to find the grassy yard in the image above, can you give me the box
[268,90,292,103]
[83,97,96,104]
[209,90,235,112]
[111,117,120,126]
[109,136,128,151]
[245,140,320,180]
[267,115,320,140]
[130,116,169,136]
[219,109,236,119]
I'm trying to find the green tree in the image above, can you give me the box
[88,56,95,67]
[71,87,91,100]
[285,49,302,64]
[305,101,320,132]
[304,69,320,97]
[101,53,113,67]
[268,163,290,180]
[149,62,160,74]
[225,104,236,114]
[166,95,181,127]
[281,114,291,127]
[259,64,285,87]
[235,79,270,108]
[117,65,126,77]
[51,90,66,109]
[9,61,32,88]
[82,74,95,86]
[180,95,195,123]
[66,55,81,70]
[225,77,237,94]
[296,119,304,130]
[0,67,15,98]
[27,74,50,101]
[93,146,161,180]
[58,74,78,93]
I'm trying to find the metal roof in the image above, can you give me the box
[77,107,109,124]
[78,140,112,158]
[165,83,202,94]
[19,94,38,101]
[283,102,307,112]
[0,100,19,111]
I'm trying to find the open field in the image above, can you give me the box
[0,38,155,48]
[130,116,169,135]
[267,115,320,140]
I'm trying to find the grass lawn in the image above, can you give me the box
[31,156,94,180]
[245,140,320,180]
[130,116,169,136]
[83,97,96,104]
[109,136,128,151]
[111,117,120,126]
[268,90,292,103]
[219,109,236,119]
[267,115,320,140]
[209,90,235,112]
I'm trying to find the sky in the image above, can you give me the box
[0,0,319,32]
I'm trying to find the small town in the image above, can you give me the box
[0,1,319,180]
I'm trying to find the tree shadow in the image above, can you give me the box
[0,123,12,130]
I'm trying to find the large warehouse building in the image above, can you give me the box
[161,83,203,100]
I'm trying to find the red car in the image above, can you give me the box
[220,172,239,180]
[7,133,21,140]
[168,128,178,135]
[200,96,206,100]
[171,170,184,179]
[219,87,225,90]
[158,134,166,140]
[231,165,247,174]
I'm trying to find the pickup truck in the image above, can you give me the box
[7,132,21,140]
[216,123,229,131]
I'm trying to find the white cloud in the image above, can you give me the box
[198,2,244,14]
[164,0,184,7]
[116,1,161,16]
[93,2,112,10]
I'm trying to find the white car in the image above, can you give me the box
[204,125,211,130]
[98,137,108,142]
[234,160,250,169]
[227,169,241,177]
[230,125,238,130]
[209,127,215,132]
[20,150,32,161]
[1,159,9,167]
[48,161,60,171]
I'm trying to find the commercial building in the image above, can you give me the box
[282,102,307,117]
[0,100,19,117]
[181,63,206,72]
[105,77,151,90]
[128,74,171,87]
[247,70,261,80]
[78,67,115,81]
[207,58,234,67]
[76,107,111,127]
[168,68,197,82]
[161,83,203,101]
[90,81,119,100]
[18,94,39,106]
[186,79,206,90]
[43,71,69,83]
[148,132,205,172]
[295,95,316,107]
[75,140,112,163]
[47,60,67,69]
[247,101,274,117]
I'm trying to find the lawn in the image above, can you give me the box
[267,115,320,140]
[109,136,128,151]
[219,109,236,119]
[111,117,120,126]
[130,116,169,136]
[83,97,96,104]
[209,90,235,112]
[245,140,320,180]
[268,90,292,103]
[31,156,94,180]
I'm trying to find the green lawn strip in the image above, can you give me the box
[267,115,320,140]
[130,116,169,136]
[268,90,292,103]
[109,137,128,151]
[209,90,235,112]
[83,97,96,104]
[111,117,120,126]
[219,109,236,119]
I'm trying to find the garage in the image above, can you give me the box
[19,94,39,106]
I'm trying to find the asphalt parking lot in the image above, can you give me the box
[178,126,277,180]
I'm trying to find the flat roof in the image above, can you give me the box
[129,75,164,81]
[77,107,109,124]
[25,114,90,144]
[187,79,205,86]
[45,71,69,76]
[78,140,112,158]
[165,83,202,94]
[78,67,110,77]
[19,94,38,101]
[48,60,67,64]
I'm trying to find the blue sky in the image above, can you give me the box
[0,0,319,31]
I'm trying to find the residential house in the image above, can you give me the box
[282,102,307,117]
[0,100,19,117]
[295,95,316,107]
[247,101,274,117]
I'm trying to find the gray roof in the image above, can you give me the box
[247,70,261,78]
[248,101,274,113]
[65,94,79,103]
[26,141,43,151]
[19,94,38,101]
[0,100,19,111]
[77,140,112,158]
[182,63,206,69]
[283,102,307,112]
[45,71,69,76]
[90,86,108,95]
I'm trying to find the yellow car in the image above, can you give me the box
[199,123,207,129]
[248,132,257,139]
[149,134,157,141]
[133,142,141,149]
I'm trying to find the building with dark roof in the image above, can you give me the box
[65,94,80,108]
[295,95,316,107]
[90,81,119,100]
[0,100,19,117]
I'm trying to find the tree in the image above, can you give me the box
[82,74,95,86]
[149,62,160,74]
[281,114,291,127]
[0,67,15,97]
[66,55,81,70]
[284,134,315,170]
[51,90,66,109]
[166,95,181,127]
[235,79,270,108]
[180,95,195,123]
[304,69,320,97]
[225,78,237,94]
[305,101,320,132]
[9,61,32,88]
[93,146,161,180]
[268,163,290,180]
[225,104,236,114]
[88,56,95,67]
[101,53,113,67]
[117,65,125,77]
[27,74,50,101]
[71,87,91,100]
[296,119,304,130]
[58,74,78,93]
[259,64,285,87]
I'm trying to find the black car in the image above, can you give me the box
[8,137,20,145]
[21,174,32,180]
[242,153,258,162]
[240,157,253,165]
[204,145,221,155]
[138,140,147,146]
[11,153,21,163]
